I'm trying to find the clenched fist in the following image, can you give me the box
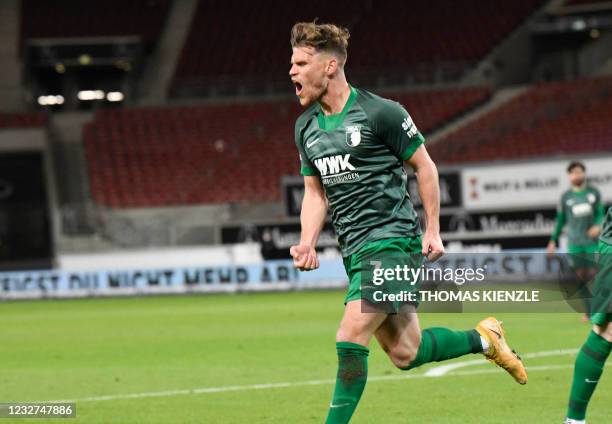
[422,231,445,262]
[290,244,319,271]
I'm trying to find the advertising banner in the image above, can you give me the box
[462,156,612,210]
[221,222,339,259]
[0,259,347,300]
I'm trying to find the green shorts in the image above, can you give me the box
[342,236,423,311]
[590,240,612,326]
[568,243,598,270]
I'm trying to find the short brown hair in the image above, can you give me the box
[567,161,586,173]
[290,21,350,67]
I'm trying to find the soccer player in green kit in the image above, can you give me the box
[547,162,605,317]
[547,161,604,274]
[288,21,527,424]
[564,206,612,424]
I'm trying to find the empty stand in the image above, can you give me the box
[21,0,170,48]
[171,0,361,96]
[84,86,489,207]
[386,87,490,133]
[565,0,612,5]
[171,0,545,96]
[350,0,545,69]
[0,112,46,128]
[430,77,612,164]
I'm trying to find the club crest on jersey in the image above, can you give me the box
[345,125,362,147]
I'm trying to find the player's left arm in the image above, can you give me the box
[588,188,605,239]
[405,145,444,261]
[373,100,444,261]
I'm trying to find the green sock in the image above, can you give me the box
[325,342,369,424]
[567,330,611,420]
[403,328,482,370]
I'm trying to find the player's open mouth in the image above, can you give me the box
[294,82,303,96]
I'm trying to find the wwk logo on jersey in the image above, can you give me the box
[402,115,419,138]
[345,125,362,147]
[314,154,359,186]
[571,202,593,217]
[314,154,355,175]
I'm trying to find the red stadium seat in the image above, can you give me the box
[170,0,545,97]
[83,86,490,207]
[430,77,612,165]
[564,0,611,5]
[20,0,171,50]
[0,112,47,128]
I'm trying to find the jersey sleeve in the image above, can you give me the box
[294,118,317,176]
[593,188,605,225]
[373,101,425,161]
[551,195,566,243]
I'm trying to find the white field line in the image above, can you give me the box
[424,348,579,376]
[39,348,590,404]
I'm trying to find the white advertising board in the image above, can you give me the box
[462,156,612,210]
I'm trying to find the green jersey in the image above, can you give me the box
[601,206,612,245]
[294,86,424,257]
[551,186,604,247]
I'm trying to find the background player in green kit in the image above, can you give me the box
[547,161,605,316]
[564,206,612,424]
[288,21,527,424]
[547,161,604,275]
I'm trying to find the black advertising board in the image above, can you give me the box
[282,170,462,218]
[221,222,338,259]
[0,153,52,270]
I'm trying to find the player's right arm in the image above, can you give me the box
[548,196,566,255]
[291,175,327,271]
[291,114,326,271]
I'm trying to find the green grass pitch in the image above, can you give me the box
[1,291,610,423]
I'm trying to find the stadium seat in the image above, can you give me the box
[170,0,545,97]
[564,0,611,5]
[84,86,490,207]
[20,0,171,50]
[430,77,612,164]
[0,112,47,128]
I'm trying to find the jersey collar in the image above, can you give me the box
[317,85,357,131]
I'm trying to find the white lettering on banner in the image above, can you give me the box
[0,253,582,301]
[107,270,175,287]
[0,261,344,299]
[478,213,554,233]
[462,156,612,210]
[260,227,338,249]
